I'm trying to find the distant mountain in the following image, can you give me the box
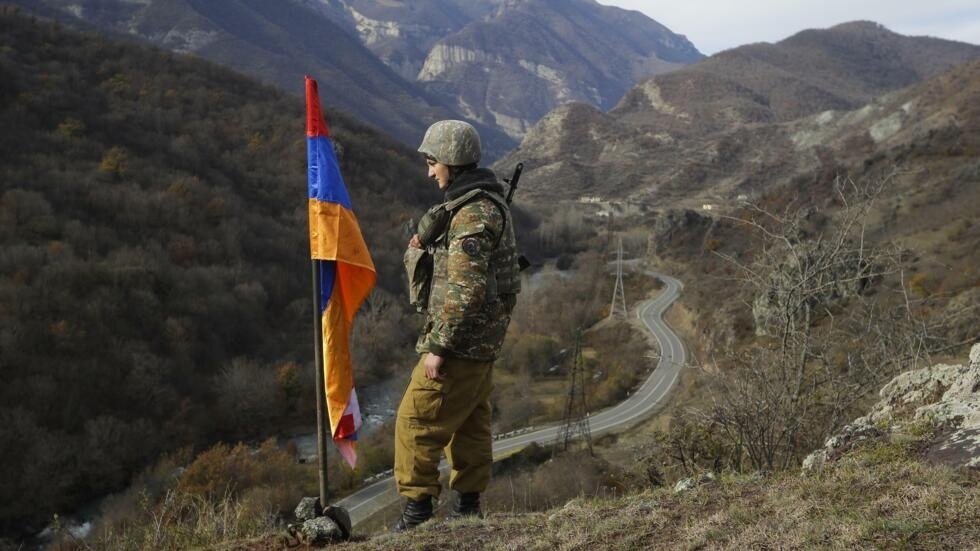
[8,0,517,156]
[497,21,980,200]
[301,0,500,81]
[411,0,702,140]
[304,0,702,140]
[11,0,703,157]
[613,21,980,135]
[492,34,980,347]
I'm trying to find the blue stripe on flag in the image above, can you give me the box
[307,136,353,209]
[319,260,336,313]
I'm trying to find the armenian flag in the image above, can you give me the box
[306,75,376,469]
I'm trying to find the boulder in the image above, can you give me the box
[802,423,884,470]
[673,472,716,493]
[294,497,321,522]
[299,516,343,545]
[805,343,980,470]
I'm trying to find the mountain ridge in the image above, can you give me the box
[8,0,517,156]
[12,0,704,157]
[495,21,980,200]
[415,0,702,139]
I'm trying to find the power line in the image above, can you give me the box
[609,237,627,318]
[554,330,593,456]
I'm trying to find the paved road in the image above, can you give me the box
[335,271,686,526]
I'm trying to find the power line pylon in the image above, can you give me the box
[555,330,593,456]
[609,237,627,318]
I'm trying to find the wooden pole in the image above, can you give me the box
[311,259,329,508]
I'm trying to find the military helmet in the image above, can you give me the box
[418,120,481,166]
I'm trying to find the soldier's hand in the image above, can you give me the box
[409,234,422,249]
[424,353,445,380]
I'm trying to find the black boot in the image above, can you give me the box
[447,491,482,520]
[393,496,433,532]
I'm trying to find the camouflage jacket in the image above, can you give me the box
[415,169,520,361]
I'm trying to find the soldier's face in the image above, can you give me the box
[427,159,451,190]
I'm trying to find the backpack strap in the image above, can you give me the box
[442,189,508,247]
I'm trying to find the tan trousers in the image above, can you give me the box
[394,355,494,500]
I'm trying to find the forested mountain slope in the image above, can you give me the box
[0,9,434,537]
[8,0,517,157]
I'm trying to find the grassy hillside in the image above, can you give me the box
[81,416,978,549]
[0,7,436,537]
[347,440,978,550]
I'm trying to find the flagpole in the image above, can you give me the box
[302,75,358,540]
[311,259,329,508]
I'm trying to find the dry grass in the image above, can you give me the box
[39,441,317,551]
[163,395,980,551]
[207,429,978,551]
[44,490,281,551]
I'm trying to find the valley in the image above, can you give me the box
[2,2,977,548]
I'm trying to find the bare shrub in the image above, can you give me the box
[87,488,277,551]
[485,450,620,513]
[212,358,280,437]
[699,174,942,471]
[533,206,594,256]
[86,440,309,550]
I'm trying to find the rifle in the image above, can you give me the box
[502,162,531,271]
[503,162,523,205]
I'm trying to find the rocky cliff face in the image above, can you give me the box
[651,209,715,258]
[751,239,875,337]
[304,0,498,81]
[316,0,703,142]
[805,343,980,470]
[416,0,702,140]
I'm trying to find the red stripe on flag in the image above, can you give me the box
[305,76,330,138]
[337,413,357,440]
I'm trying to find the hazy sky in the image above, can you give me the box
[597,1,980,55]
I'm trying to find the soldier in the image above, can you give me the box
[393,120,521,531]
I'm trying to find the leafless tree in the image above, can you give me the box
[698,174,942,470]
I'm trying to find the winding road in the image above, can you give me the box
[335,271,686,526]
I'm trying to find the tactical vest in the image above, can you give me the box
[404,189,521,314]
[440,189,521,299]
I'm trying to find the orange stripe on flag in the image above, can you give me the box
[308,199,374,268]
[322,297,352,439]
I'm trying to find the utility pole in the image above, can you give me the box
[609,237,627,318]
[554,330,593,456]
